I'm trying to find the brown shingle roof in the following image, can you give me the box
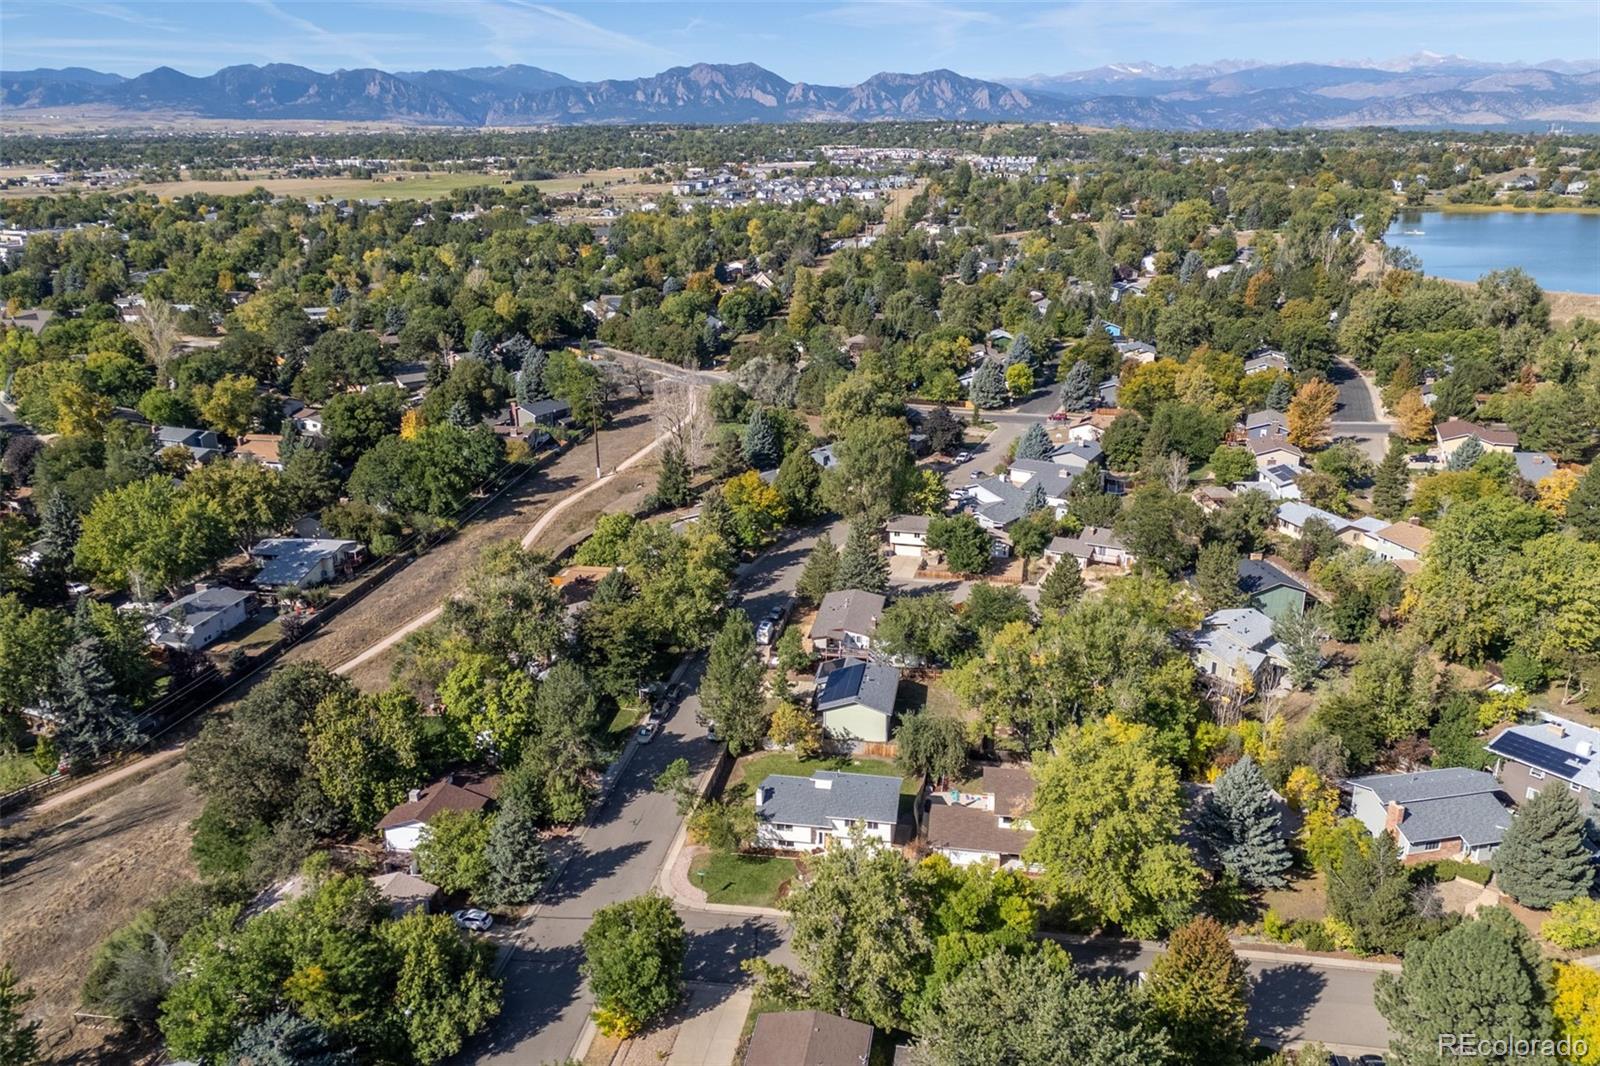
[743,1011,872,1066]
[927,802,1035,858]
[983,765,1035,818]
[376,772,500,830]
[1435,419,1518,447]
[1375,521,1434,554]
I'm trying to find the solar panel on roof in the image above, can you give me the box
[1266,465,1298,479]
[1490,731,1591,779]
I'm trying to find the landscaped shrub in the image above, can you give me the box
[1263,909,1294,943]
[1299,923,1336,952]
[1543,897,1600,950]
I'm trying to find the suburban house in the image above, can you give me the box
[581,294,623,321]
[233,434,285,471]
[1274,501,1358,540]
[968,476,1041,534]
[1357,521,1433,571]
[1244,347,1291,375]
[926,765,1037,869]
[145,586,256,652]
[369,871,439,918]
[1247,434,1304,470]
[743,1011,872,1066]
[1242,409,1290,439]
[155,425,223,463]
[1192,484,1236,513]
[377,772,501,853]
[1045,439,1105,474]
[1190,608,1291,694]
[1435,419,1519,458]
[1513,451,1557,484]
[391,361,430,396]
[885,514,931,557]
[1486,713,1599,831]
[1006,459,1076,503]
[248,537,363,589]
[808,444,838,469]
[1237,558,1308,622]
[291,407,325,437]
[1252,462,1305,502]
[1047,416,1108,446]
[753,771,901,851]
[516,398,572,429]
[1345,768,1512,863]
[807,589,885,657]
[815,660,899,744]
[1044,526,1134,569]
[1114,338,1157,363]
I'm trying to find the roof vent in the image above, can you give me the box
[1578,741,1594,758]
[1547,722,1568,739]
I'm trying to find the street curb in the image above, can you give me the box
[1047,932,1403,973]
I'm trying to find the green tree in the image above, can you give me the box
[74,475,230,598]
[380,910,502,1065]
[1493,786,1595,909]
[54,634,144,762]
[1037,558,1085,613]
[304,687,426,829]
[1273,607,1327,690]
[823,415,916,522]
[1375,908,1554,1066]
[923,404,964,455]
[1015,422,1052,461]
[415,810,494,897]
[1196,756,1292,889]
[183,459,292,553]
[1264,375,1293,411]
[741,406,781,469]
[1326,831,1418,955]
[581,895,685,1038]
[81,913,173,1026]
[0,964,42,1066]
[927,513,992,577]
[1146,916,1251,1065]
[701,611,766,755]
[1566,462,1600,542]
[835,520,889,593]
[1208,445,1257,486]
[1196,542,1243,611]
[1009,509,1056,583]
[0,594,68,714]
[1025,720,1202,938]
[969,359,1008,410]
[1446,436,1484,471]
[914,947,1169,1066]
[482,767,549,906]
[874,592,966,665]
[1372,438,1411,520]
[893,713,968,786]
[783,837,930,1031]
[773,444,822,521]
[652,442,694,509]
[1060,359,1097,412]
[1116,485,1204,577]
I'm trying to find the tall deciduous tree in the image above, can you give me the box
[701,611,766,755]
[1375,908,1554,1065]
[581,895,685,1038]
[1196,756,1293,888]
[415,809,493,896]
[1286,379,1338,450]
[927,514,993,577]
[923,404,964,456]
[1025,720,1202,938]
[783,837,930,1032]
[1493,786,1595,909]
[1146,916,1252,1065]
[892,713,968,786]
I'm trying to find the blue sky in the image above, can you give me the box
[1,1,1593,81]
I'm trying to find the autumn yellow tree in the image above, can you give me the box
[1537,467,1580,516]
[1552,963,1600,1066]
[1286,378,1338,450]
[400,408,426,441]
[1391,388,1435,443]
[768,701,822,757]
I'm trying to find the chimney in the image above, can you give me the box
[1408,516,1421,526]
[1547,722,1567,739]
[1384,801,1405,835]
[407,788,421,803]
[1577,741,1594,758]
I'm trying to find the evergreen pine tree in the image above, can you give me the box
[1179,250,1205,285]
[796,534,840,606]
[1567,462,1600,542]
[1493,786,1596,908]
[1372,438,1411,520]
[483,799,548,906]
[383,305,406,334]
[774,445,823,521]
[228,1012,350,1066]
[1196,542,1244,611]
[0,964,42,1066]
[1037,558,1085,613]
[836,521,889,593]
[278,417,302,464]
[1264,376,1293,412]
[1327,831,1418,955]
[517,347,550,404]
[1446,436,1484,471]
[741,406,781,470]
[446,399,475,428]
[1006,333,1037,369]
[500,332,533,372]
[1014,422,1052,461]
[1196,756,1293,888]
[969,360,1008,410]
[1376,908,1555,1066]
[468,329,493,362]
[32,490,79,601]
[698,485,738,548]
[652,443,694,509]
[1060,359,1097,412]
[54,635,144,762]
[957,248,979,284]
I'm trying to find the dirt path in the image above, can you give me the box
[0,760,201,1060]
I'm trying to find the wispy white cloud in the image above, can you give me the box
[243,0,385,68]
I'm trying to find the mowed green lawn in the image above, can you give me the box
[735,752,916,794]
[689,851,799,907]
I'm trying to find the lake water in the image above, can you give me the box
[1385,209,1600,294]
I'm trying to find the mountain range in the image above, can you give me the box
[3,55,1597,130]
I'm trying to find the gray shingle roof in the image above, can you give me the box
[1346,767,1502,805]
[808,589,885,642]
[816,661,899,715]
[755,771,901,830]
[1392,793,1512,848]
[1237,558,1306,597]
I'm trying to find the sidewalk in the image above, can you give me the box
[657,820,785,919]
